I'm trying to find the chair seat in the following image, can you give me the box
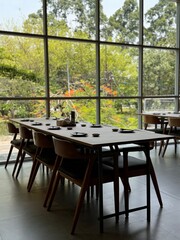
[10,139,22,147]
[37,148,56,165]
[23,144,37,155]
[60,159,114,179]
[11,139,34,148]
[103,155,146,170]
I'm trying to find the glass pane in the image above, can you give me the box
[101,99,138,129]
[101,0,139,44]
[0,100,46,163]
[143,49,176,96]
[0,99,47,162]
[100,45,138,96]
[0,0,43,34]
[0,100,47,119]
[0,120,17,162]
[143,98,175,112]
[49,40,96,97]
[50,99,96,123]
[144,0,176,47]
[0,35,45,97]
[47,0,96,40]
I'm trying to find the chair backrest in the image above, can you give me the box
[53,137,85,160]
[144,115,161,125]
[7,122,19,134]
[19,125,33,139]
[168,117,180,127]
[32,130,54,148]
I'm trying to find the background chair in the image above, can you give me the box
[12,125,36,178]
[162,117,180,157]
[103,144,163,218]
[143,114,168,155]
[5,122,21,168]
[46,137,119,235]
[144,115,163,130]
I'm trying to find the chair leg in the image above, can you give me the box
[120,177,131,191]
[113,176,119,223]
[90,185,94,198]
[47,172,61,211]
[15,151,26,178]
[71,185,89,234]
[12,148,22,176]
[27,161,41,192]
[27,157,37,190]
[162,139,169,157]
[121,152,130,219]
[5,145,13,168]
[150,164,163,207]
[43,159,60,208]
[174,139,177,154]
[70,159,96,234]
[95,185,99,199]
[86,188,90,202]
[158,140,164,156]
[124,176,129,219]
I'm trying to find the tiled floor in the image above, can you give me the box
[0,144,180,240]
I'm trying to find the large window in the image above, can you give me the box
[0,0,179,162]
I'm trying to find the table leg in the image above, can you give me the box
[97,148,104,233]
[145,147,151,222]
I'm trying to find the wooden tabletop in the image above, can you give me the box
[140,112,180,118]
[11,118,173,148]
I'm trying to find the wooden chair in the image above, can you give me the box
[103,144,163,218]
[13,125,37,178]
[5,122,21,168]
[45,137,119,235]
[144,115,162,130]
[143,114,168,155]
[162,117,180,157]
[27,131,57,192]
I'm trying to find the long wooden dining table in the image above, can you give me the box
[10,117,173,233]
[140,112,180,124]
[141,112,180,118]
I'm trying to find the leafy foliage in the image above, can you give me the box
[0,0,177,129]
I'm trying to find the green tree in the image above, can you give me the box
[46,0,102,38]
[144,0,176,46]
[143,49,175,96]
[143,0,176,96]
[108,0,139,43]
